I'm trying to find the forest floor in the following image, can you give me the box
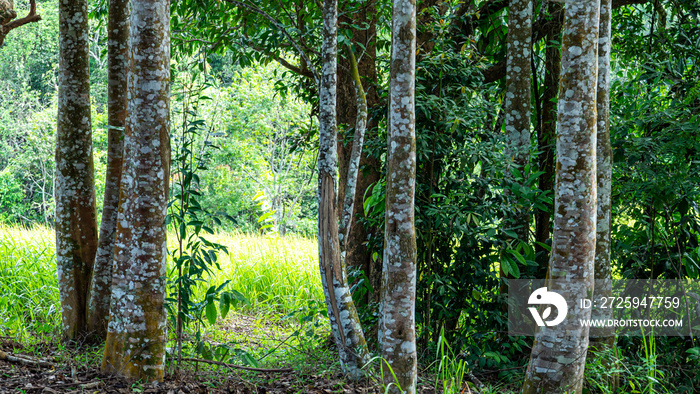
[0,312,469,393]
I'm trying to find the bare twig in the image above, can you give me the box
[0,350,55,368]
[181,357,293,373]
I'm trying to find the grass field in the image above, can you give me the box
[0,224,323,341]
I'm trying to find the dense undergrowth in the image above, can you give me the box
[4,224,700,393]
[0,224,519,392]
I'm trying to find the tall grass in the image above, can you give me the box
[0,224,60,340]
[0,224,322,338]
[193,232,323,313]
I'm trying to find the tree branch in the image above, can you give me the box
[0,0,41,46]
[222,0,318,82]
[0,350,55,368]
[246,39,315,79]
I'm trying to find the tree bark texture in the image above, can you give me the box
[522,0,600,392]
[535,2,562,268]
[380,0,417,392]
[102,0,170,381]
[591,0,615,348]
[504,0,533,243]
[55,0,98,342]
[336,0,381,303]
[87,0,129,342]
[318,0,369,379]
[338,46,368,253]
[0,0,15,25]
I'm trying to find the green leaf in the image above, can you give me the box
[220,293,231,319]
[508,249,527,266]
[206,300,217,325]
[500,257,511,277]
[501,229,518,239]
[508,258,521,278]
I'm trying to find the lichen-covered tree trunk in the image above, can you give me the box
[534,2,562,269]
[504,0,532,243]
[338,46,368,253]
[87,0,129,341]
[318,0,369,379]
[521,0,600,392]
[591,0,615,350]
[336,0,381,304]
[55,0,98,342]
[102,0,170,381]
[380,0,417,392]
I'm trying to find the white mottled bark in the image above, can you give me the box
[591,0,614,347]
[504,0,533,243]
[317,0,369,379]
[338,46,368,253]
[522,0,600,392]
[102,0,170,382]
[380,0,417,392]
[56,0,98,342]
[87,0,129,342]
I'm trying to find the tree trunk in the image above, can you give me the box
[87,0,129,342]
[339,46,368,252]
[504,0,533,243]
[336,0,381,304]
[102,0,170,381]
[590,0,615,370]
[380,0,417,391]
[318,0,369,379]
[534,3,562,271]
[522,0,600,392]
[55,0,98,342]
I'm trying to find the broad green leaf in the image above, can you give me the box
[205,300,217,325]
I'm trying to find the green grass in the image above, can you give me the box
[201,232,323,313]
[0,224,323,339]
[0,224,60,341]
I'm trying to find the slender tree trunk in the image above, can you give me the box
[380,0,417,392]
[336,0,381,305]
[55,0,98,342]
[318,0,369,379]
[339,46,368,253]
[590,0,615,376]
[102,0,170,381]
[522,0,600,392]
[534,3,562,271]
[504,0,533,243]
[87,0,129,342]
